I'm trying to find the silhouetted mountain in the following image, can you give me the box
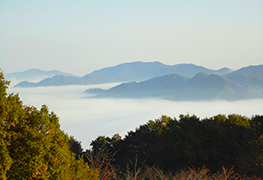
[226,65,263,79]
[94,73,263,101]
[14,61,232,87]
[156,64,232,77]
[84,88,106,94]
[225,65,263,91]
[15,75,83,87]
[82,61,167,83]
[5,69,77,82]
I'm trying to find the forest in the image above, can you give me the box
[1,70,263,179]
[85,114,263,179]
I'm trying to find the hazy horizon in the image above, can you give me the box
[3,60,243,76]
[1,1,263,76]
[7,84,263,150]
[4,61,263,78]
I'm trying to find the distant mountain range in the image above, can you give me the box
[91,72,263,101]
[10,62,263,101]
[5,69,77,82]
[14,61,232,87]
[83,63,263,101]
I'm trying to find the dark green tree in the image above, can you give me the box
[69,136,83,159]
[91,113,263,177]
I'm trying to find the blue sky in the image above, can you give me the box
[1,0,262,76]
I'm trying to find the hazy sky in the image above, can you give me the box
[1,0,263,76]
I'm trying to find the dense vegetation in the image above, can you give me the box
[0,71,99,179]
[88,115,263,178]
[1,69,263,179]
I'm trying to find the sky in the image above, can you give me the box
[0,0,263,76]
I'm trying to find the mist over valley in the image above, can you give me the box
[5,62,263,149]
[7,83,263,149]
[3,62,262,149]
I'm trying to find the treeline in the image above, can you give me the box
[86,114,263,178]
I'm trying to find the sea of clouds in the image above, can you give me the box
[7,83,263,150]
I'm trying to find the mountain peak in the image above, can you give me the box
[227,65,263,76]
[5,69,77,84]
[193,72,208,78]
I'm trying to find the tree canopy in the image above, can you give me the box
[0,70,98,179]
[90,114,263,177]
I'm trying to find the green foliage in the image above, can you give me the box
[147,115,171,134]
[69,136,83,159]
[90,134,122,153]
[90,114,263,177]
[0,71,13,180]
[0,70,98,180]
[70,157,99,180]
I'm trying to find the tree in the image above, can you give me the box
[92,113,263,177]
[69,136,83,159]
[0,70,98,179]
[0,70,13,180]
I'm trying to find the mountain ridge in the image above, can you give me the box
[14,61,234,87]
[10,62,263,100]
[5,68,77,82]
[93,73,263,101]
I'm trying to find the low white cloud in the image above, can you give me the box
[8,84,263,150]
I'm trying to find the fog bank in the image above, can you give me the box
[8,84,263,149]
